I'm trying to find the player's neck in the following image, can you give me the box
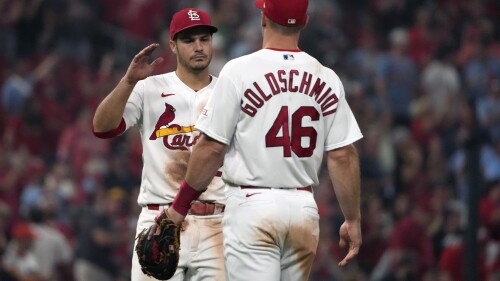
[175,68,211,91]
[262,33,300,51]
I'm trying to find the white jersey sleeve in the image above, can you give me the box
[324,74,363,151]
[196,65,241,145]
[123,80,145,130]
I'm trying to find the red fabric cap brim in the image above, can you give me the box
[172,24,218,39]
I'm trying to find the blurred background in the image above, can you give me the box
[0,0,499,280]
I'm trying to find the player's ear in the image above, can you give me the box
[301,15,310,31]
[169,40,177,55]
[261,12,266,28]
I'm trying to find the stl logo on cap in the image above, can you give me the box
[187,9,201,21]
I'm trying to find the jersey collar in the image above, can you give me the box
[265,48,302,52]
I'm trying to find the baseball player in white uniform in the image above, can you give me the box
[92,8,226,281]
[163,0,363,280]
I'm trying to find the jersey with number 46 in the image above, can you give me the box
[196,49,363,188]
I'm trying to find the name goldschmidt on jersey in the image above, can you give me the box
[241,70,339,117]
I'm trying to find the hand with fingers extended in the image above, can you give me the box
[337,220,362,267]
[124,43,164,86]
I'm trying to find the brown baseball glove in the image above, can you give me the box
[135,210,181,280]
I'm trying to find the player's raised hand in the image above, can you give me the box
[124,43,164,85]
[337,220,362,267]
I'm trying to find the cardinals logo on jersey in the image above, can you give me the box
[150,101,200,151]
[150,103,177,140]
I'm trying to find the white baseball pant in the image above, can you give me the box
[222,187,320,281]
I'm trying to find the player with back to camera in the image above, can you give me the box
[157,0,364,280]
[92,8,226,281]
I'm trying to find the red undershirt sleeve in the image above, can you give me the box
[91,118,127,139]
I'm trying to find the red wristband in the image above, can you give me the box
[171,181,203,216]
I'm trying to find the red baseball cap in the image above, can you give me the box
[170,8,218,39]
[255,0,308,27]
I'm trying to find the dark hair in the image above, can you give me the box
[173,26,215,41]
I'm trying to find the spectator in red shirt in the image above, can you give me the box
[408,7,436,68]
[371,202,434,280]
[480,180,500,240]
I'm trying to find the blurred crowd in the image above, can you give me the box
[0,0,499,280]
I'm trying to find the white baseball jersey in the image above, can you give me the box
[196,49,363,188]
[122,72,225,205]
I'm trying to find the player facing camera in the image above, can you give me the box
[93,7,227,281]
[169,8,218,73]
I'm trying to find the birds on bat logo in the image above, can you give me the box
[150,93,200,150]
[150,102,177,141]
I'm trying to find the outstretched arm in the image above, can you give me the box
[326,144,362,267]
[93,43,163,132]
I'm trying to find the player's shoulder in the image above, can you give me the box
[323,66,341,82]
[308,54,342,81]
[144,72,175,83]
[300,52,344,91]
[226,50,265,68]
[140,71,176,85]
[136,72,177,91]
